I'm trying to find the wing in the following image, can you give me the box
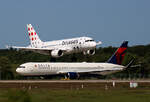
[57,68,109,74]
[11,46,54,51]
[9,45,71,51]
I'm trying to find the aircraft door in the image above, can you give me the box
[78,41,84,50]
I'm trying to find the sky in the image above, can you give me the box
[0,0,150,48]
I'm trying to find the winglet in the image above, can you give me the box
[5,45,11,49]
[5,45,14,49]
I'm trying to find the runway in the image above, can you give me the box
[1,80,150,83]
[0,80,150,89]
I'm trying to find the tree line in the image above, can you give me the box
[0,44,150,80]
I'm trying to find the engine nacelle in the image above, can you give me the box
[67,72,79,79]
[84,49,95,55]
[51,50,63,57]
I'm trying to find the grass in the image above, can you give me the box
[0,88,150,102]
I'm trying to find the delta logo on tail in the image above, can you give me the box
[107,41,128,65]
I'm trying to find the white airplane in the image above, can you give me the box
[9,24,102,57]
[16,41,133,79]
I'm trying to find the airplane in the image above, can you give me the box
[8,24,102,57]
[16,41,134,79]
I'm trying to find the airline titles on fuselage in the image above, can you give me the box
[33,63,100,70]
[37,64,69,70]
[62,40,79,45]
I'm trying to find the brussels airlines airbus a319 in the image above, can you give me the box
[8,24,102,57]
[16,41,133,79]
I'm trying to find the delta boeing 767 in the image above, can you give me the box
[16,41,133,79]
[8,24,102,57]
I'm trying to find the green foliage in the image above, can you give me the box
[0,56,14,79]
[1,88,150,102]
[0,44,150,79]
[6,89,31,102]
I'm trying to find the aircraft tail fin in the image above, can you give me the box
[107,41,128,65]
[27,24,43,47]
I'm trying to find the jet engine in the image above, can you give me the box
[67,72,79,79]
[83,49,95,55]
[51,50,63,57]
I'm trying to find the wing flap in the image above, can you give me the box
[10,45,71,51]
[11,46,54,51]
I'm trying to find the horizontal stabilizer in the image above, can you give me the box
[125,59,135,68]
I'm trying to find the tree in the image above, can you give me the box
[0,56,14,79]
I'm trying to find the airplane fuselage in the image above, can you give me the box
[10,24,102,58]
[16,41,129,79]
[16,62,125,76]
[32,37,97,55]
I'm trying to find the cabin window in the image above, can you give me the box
[19,66,25,68]
[85,40,94,42]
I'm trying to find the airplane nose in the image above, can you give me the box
[16,68,20,73]
[94,42,97,46]
[91,42,96,47]
[16,68,27,75]
[16,68,22,74]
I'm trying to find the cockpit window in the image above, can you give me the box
[19,66,25,68]
[85,40,94,42]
